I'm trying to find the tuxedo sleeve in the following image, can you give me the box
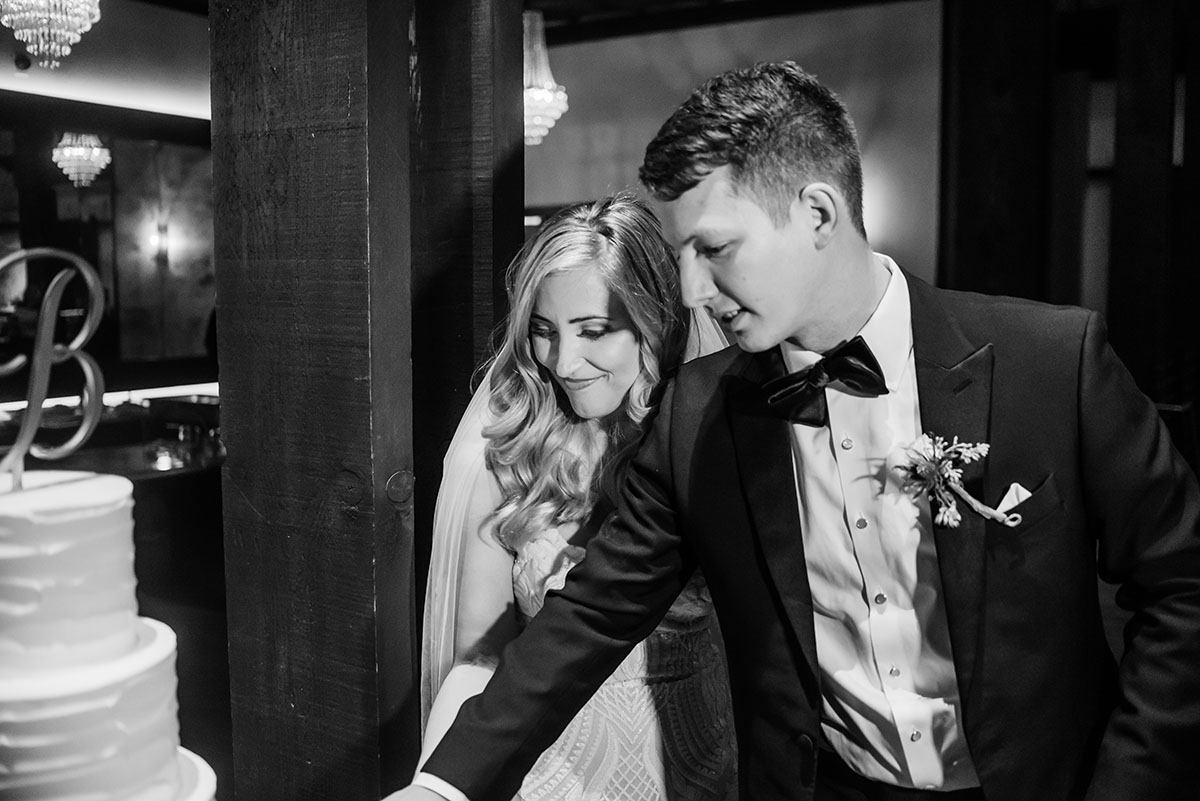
[1079,313,1200,799]
[421,381,695,801]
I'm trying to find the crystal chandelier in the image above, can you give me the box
[51,133,112,187]
[523,10,568,146]
[0,0,102,69]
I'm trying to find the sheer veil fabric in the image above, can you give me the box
[420,309,729,729]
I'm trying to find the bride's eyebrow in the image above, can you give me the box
[528,312,610,324]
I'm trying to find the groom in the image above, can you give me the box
[402,62,1200,800]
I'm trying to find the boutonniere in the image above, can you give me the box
[897,433,1022,528]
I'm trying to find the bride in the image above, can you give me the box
[412,193,736,801]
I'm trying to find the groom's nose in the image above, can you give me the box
[679,254,717,309]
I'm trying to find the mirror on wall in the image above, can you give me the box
[0,91,214,403]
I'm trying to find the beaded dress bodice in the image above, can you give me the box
[510,529,737,801]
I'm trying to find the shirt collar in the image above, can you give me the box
[780,253,913,391]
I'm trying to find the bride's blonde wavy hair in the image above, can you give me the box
[484,193,688,551]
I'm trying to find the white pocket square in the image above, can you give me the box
[997,482,1032,513]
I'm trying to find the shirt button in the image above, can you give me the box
[855,517,868,529]
[840,437,854,450]
[874,592,888,605]
[910,730,922,742]
[889,664,900,677]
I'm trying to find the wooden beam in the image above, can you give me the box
[939,0,1055,299]
[1179,0,1200,410]
[533,0,915,45]
[1106,0,1175,398]
[0,90,211,147]
[210,1,521,797]
[409,0,524,603]
[1045,67,1090,306]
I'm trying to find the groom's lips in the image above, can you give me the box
[717,308,745,329]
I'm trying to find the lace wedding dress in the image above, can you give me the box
[421,310,736,799]
[511,529,738,801]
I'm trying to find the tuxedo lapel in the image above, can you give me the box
[908,275,993,712]
[725,349,820,680]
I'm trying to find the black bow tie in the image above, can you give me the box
[760,335,889,426]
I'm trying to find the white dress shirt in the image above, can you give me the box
[781,256,979,790]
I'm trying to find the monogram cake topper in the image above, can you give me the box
[0,247,106,491]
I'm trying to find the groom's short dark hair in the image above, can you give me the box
[639,61,866,237]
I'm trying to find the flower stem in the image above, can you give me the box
[948,482,1022,527]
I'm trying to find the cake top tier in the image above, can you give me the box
[0,469,137,671]
[0,470,133,512]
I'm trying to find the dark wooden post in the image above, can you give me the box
[409,0,525,596]
[210,1,521,798]
[1106,0,1178,401]
[1179,0,1200,418]
[938,0,1055,299]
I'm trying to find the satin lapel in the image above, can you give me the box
[725,349,820,680]
[908,275,993,711]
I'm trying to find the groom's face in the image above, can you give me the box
[659,166,817,353]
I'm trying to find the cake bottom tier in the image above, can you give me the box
[0,618,211,801]
[178,747,216,801]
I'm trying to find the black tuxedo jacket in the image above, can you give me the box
[425,276,1200,801]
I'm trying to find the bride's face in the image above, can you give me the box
[529,267,641,422]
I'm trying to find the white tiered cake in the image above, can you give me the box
[0,470,216,801]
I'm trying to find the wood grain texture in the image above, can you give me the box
[212,1,387,792]
[1046,68,1090,306]
[408,0,523,610]
[1177,0,1200,412]
[1108,0,1175,399]
[210,0,520,797]
[938,0,1054,299]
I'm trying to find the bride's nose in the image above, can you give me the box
[553,337,586,378]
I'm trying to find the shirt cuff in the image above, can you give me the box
[412,772,471,801]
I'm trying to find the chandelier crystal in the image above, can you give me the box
[523,10,568,146]
[0,0,102,69]
[51,133,112,187]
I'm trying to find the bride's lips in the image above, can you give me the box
[561,376,602,391]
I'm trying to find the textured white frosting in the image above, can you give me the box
[0,471,138,670]
[0,617,182,801]
[0,470,216,801]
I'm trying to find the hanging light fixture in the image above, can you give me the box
[523,10,568,146]
[51,133,112,187]
[0,0,102,70]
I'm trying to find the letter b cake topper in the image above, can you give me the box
[0,248,106,491]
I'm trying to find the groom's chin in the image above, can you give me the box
[731,334,774,353]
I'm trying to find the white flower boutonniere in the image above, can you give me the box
[897,433,1022,528]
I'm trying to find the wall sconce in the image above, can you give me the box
[523,10,568,146]
[152,221,169,262]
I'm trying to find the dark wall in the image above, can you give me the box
[0,91,215,402]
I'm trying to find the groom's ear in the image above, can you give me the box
[797,183,839,248]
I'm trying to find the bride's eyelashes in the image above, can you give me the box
[528,323,615,341]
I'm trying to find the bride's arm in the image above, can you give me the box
[418,467,520,771]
